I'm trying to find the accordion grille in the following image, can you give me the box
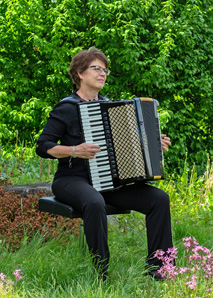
[108,104,146,180]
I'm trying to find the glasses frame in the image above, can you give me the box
[88,65,110,76]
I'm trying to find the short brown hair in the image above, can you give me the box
[68,48,109,88]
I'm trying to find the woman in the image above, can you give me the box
[36,48,173,281]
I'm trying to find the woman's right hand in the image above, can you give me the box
[75,143,101,159]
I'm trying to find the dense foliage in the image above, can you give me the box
[0,0,212,174]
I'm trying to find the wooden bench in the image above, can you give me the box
[39,196,131,253]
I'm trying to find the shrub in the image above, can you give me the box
[0,187,81,250]
[0,0,212,175]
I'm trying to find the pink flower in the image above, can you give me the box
[153,237,212,287]
[189,253,201,261]
[179,267,190,274]
[0,273,6,280]
[185,275,197,290]
[186,282,197,290]
[183,242,191,248]
[203,247,211,254]
[183,237,192,242]
[13,269,23,281]
[154,250,165,259]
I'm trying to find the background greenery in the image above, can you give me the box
[0,0,212,176]
[0,2,212,296]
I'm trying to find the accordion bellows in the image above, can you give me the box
[108,104,146,180]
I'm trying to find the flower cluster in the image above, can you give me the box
[154,237,212,293]
[0,269,23,294]
[13,269,24,281]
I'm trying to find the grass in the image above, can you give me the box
[0,146,212,297]
[0,213,212,297]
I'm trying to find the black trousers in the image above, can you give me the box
[52,176,173,278]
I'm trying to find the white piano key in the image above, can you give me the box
[90,171,111,177]
[80,105,100,111]
[81,116,103,122]
[84,130,105,137]
[92,182,114,189]
[90,165,111,171]
[93,181,113,188]
[84,133,105,140]
[83,126,104,132]
[84,132,105,138]
[90,173,112,179]
[84,141,107,148]
[84,135,105,140]
[90,155,110,166]
[82,123,104,130]
[94,151,108,157]
[84,139,106,145]
[82,121,104,127]
[89,164,111,172]
[80,111,102,117]
[93,161,111,167]
[80,102,100,107]
[91,177,113,184]
[83,129,104,134]
[91,177,112,183]
[90,135,106,140]
[90,169,111,175]
[89,161,110,167]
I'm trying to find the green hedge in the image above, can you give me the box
[0,0,212,174]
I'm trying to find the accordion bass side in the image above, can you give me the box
[78,98,165,192]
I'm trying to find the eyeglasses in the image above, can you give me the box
[88,65,110,76]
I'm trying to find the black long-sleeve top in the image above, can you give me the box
[36,92,106,180]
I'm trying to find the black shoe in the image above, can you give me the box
[148,270,164,281]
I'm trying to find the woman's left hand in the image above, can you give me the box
[161,134,171,152]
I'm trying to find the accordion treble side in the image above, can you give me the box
[78,98,164,192]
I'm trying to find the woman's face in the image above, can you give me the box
[78,58,107,91]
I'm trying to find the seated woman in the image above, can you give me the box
[36,47,173,281]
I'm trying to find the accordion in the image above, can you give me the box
[78,98,164,192]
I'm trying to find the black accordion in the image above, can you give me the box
[78,98,164,192]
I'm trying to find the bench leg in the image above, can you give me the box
[79,220,87,257]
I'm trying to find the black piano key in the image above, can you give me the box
[91,123,104,127]
[96,163,110,168]
[92,137,106,142]
[100,180,113,185]
[99,173,113,178]
[87,112,101,117]
[97,156,109,164]
[93,133,105,138]
[96,155,108,160]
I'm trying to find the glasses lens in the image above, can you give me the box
[89,66,110,75]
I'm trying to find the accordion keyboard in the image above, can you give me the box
[79,103,114,192]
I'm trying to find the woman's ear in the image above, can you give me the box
[77,71,84,80]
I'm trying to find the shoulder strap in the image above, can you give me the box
[60,94,81,104]
[58,94,111,106]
